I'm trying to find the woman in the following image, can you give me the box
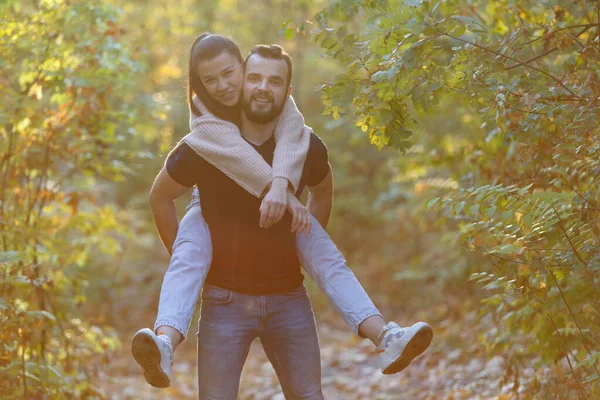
[132,33,433,391]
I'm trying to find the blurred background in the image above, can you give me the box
[2,0,599,398]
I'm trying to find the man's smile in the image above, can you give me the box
[251,94,273,104]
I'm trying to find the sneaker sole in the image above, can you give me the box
[131,330,170,388]
[382,323,433,375]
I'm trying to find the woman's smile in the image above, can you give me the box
[219,91,237,101]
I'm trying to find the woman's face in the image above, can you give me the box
[196,51,243,107]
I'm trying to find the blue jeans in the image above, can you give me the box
[155,190,381,338]
[197,284,323,400]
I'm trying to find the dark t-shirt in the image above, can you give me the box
[166,132,329,295]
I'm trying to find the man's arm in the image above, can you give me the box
[306,165,333,229]
[149,166,191,255]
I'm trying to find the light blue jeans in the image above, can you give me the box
[154,189,381,339]
[197,284,323,400]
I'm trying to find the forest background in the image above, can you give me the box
[2,0,600,399]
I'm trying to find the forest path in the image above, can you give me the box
[100,309,515,399]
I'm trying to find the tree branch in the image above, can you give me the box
[547,313,588,399]
[597,0,600,42]
[538,96,586,102]
[441,32,582,99]
[517,24,597,48]
[505,47,558,70]
[552,207,600,365]
[321,30,373,77]
[547,263,600,381]
[472,243,531,265]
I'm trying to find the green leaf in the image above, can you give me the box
[491,61,504,72]
[283,27,295,40]
[0,251,26,264]
[495,244,524,255]
[371,70,391,82]
[453,26,466,37]
[485,206,497,218]
[530,191,575,204]
[26,310,57,322]
[451,15,487,31]
[423,26,436,36]
[575,351,600,369]
[453,201,466,214]
[426,197,440,209]
[467,204,480,215]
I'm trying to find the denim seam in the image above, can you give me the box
[186,199,200,212]
[355,310,384,337]
[171,238,210,254]
[154,319,188,340]
[300,252,361,333]
[300,241,382,336]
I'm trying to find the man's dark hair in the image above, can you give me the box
[244,44,293,88]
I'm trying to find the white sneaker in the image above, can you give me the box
[131,328,173,388]
[377,321,433,374]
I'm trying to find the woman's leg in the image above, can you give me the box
[295,216,383,341]
[153,189,211,347]
[133,189,212,387]
[296,216,433,374]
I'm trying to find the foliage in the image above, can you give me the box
[3,0,599,397]
[0,0,157,397]
[312,0,600,397]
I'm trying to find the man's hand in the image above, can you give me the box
[259,177,289,228]
[287,191,311,236]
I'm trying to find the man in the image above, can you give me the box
[148,45,329,399]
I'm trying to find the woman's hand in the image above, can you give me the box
[286,191,311,236]
[259,178,288,228]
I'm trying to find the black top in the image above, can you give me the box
[166,132,329,295]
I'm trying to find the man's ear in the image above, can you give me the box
[287,86,293,97]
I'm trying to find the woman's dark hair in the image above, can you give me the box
[188,33,243,124]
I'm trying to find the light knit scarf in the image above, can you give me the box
[176,95,311,197]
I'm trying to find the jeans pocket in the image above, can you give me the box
[201,285,232,304]
[285,284,307,296]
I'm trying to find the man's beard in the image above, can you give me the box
[242,91,285,124]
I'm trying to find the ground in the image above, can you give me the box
[99,305,534,400]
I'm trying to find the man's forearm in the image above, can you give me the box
[307,193,332,229]
[150,199,179,255]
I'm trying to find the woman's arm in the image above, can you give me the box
[184,95,309,228]
[257,96,311,228]
[184,96,274,198]
[272,95,311,192]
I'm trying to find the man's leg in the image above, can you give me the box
[197,286,259,400]
[296,216,432,373]
[260,286,323,400]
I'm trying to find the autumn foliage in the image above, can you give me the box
[2,0,600,398]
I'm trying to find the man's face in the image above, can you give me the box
[242,54,291,123]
